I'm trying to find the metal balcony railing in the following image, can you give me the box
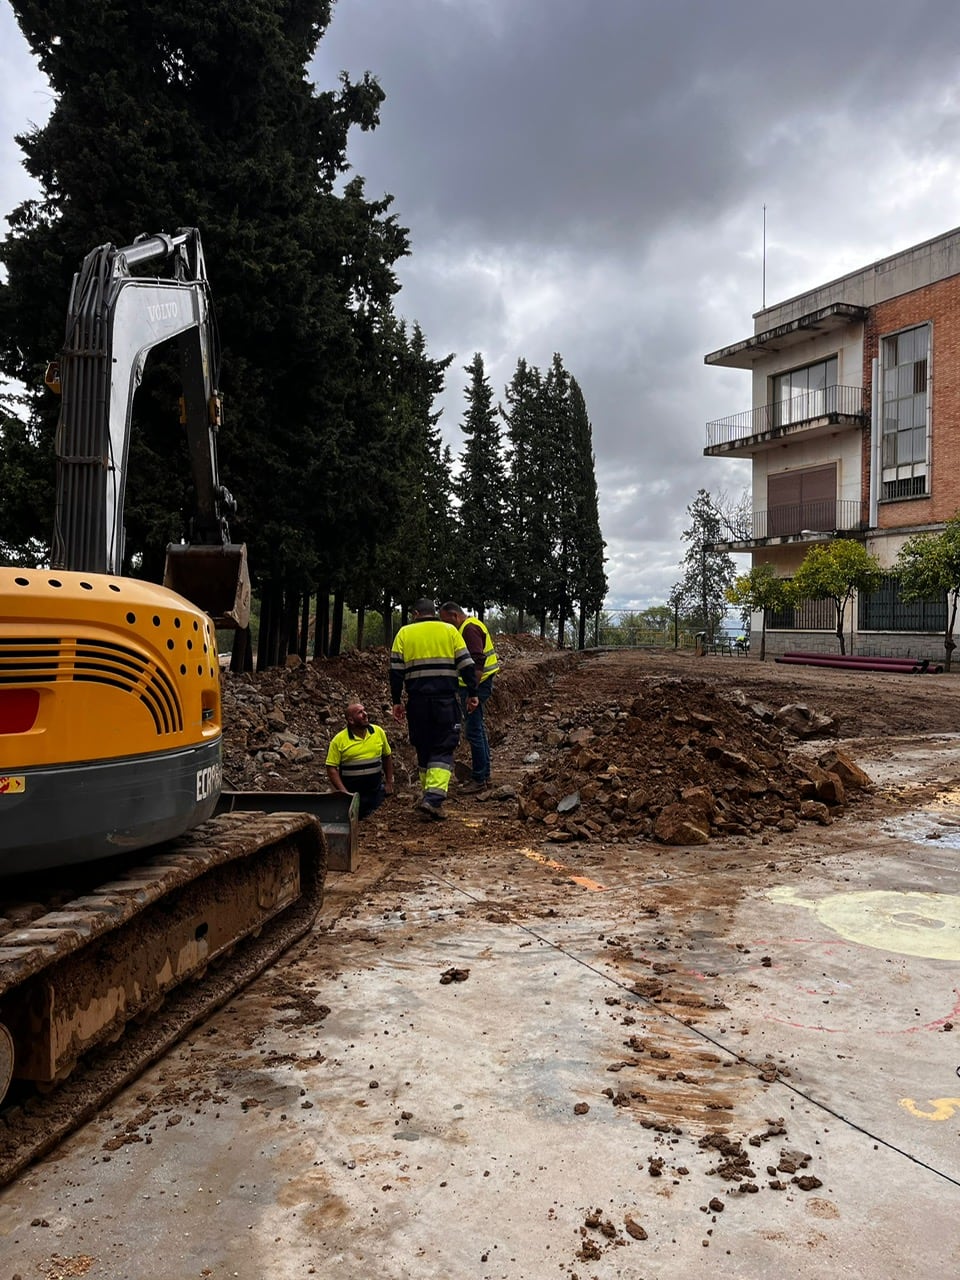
[706,385,863,449]
[749,499,868,541]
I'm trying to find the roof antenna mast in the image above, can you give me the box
[762,203,767,309]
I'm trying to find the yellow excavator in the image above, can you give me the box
[0,231,348,1182]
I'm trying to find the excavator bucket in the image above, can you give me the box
[163,542,252,629]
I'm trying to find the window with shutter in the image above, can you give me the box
[767,464,836,537]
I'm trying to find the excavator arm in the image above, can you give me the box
[50,228,250,627]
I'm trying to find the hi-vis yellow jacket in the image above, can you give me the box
[390,619,478,701]
[457,616,500,685]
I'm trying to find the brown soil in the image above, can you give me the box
[221,642,960,853]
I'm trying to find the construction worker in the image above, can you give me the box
[439,601,500,794]
[390,598,479,820]
[325,701,394,819]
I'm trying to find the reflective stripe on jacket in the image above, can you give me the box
[459,616,500,685]
[325,724,391,790]
[390,618,478,702]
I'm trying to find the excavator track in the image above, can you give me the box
[0,809,325,1187]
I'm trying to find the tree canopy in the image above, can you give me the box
[894,515,960,671]
[790,539,882,654]
[0,4,608,657]
[725,562,788,661]
[671,489,737,640]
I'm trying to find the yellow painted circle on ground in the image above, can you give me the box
[769,887,960,960]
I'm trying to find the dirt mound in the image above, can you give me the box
[517,677,868,845]
[220,648,872,848]
[494,632,557,657]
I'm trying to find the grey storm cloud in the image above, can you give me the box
[5,0,960,607]
[315,0,960,248]
[311,0,960,607]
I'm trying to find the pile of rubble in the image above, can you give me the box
[517,678,871,844]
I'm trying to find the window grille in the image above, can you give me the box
[858,574,945,632]
[768,596,834,631]
[881,475,927,501]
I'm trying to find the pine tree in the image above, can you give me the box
[671,489,737,641]
[453,353,507,615]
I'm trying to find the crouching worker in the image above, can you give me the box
[325,702,394,819]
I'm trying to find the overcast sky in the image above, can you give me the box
[4,1,960,609]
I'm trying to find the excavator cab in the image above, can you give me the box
[164,541,251,629]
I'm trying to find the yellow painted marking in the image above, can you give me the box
[899,1097,960,1121]
[0,776,25,794]
[769,885,960,961]
[520,847,606,891]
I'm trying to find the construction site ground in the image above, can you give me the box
[3,644,960,1279]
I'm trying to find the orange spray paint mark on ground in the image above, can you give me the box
[520,847,606,892]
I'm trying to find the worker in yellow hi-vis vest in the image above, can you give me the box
[439,602,500,794]
[390,598,479,821]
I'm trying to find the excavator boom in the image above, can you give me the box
[51,227,250,628]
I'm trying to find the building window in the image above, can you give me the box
[881,325,928,500]
[768,595,835,631]
[858,573,945,632]
[773,356,838,426]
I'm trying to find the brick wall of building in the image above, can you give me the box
[862,273,960,528]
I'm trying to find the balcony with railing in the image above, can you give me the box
[705,384,864,456]
[712,499,868,550]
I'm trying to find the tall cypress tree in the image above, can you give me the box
[408,323,456,597]
[502,358,543,630]
[540,353,576,641]
[507,355,607,643]
[349,315,453,638]
[452,352,507,616]
[567,376,607,647]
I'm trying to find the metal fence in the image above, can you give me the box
[595,611,698,649]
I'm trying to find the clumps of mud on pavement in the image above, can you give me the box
[569,1118,826,1268]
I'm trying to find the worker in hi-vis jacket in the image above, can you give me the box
[390,598,479,821]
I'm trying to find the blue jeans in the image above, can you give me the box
[461,678,493,782]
